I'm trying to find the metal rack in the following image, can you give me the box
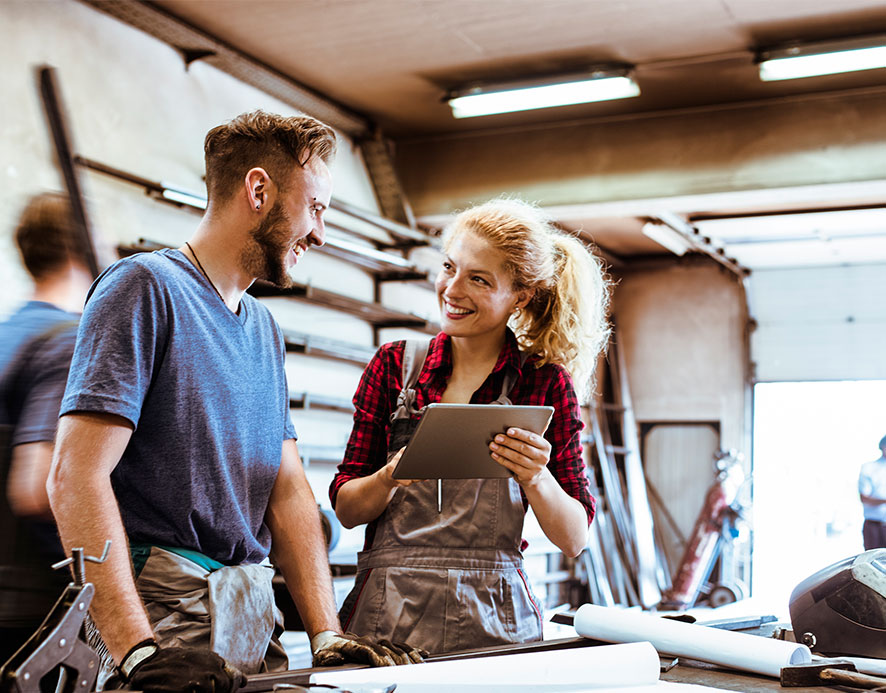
[289,392,354,414]
[247,280,439,334]
[282,330,375,366]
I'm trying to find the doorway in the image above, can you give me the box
[751,380,886,615]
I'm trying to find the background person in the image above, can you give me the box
[0,192,92,672]
[48,111,416,693]
[859,435,886,550]
[330,197,611,654]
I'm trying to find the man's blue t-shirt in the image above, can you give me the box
[61,249,296,565]
[0,301,79,568]
[0,301,78,445]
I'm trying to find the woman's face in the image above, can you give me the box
[435,229,529,340]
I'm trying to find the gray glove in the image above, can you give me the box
[311,631,428,667]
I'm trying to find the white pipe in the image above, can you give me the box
[574,604,811,678]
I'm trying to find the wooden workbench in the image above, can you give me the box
[235,637,844,693]
[664,658,831,692]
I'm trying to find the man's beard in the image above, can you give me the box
[242,200,294,288]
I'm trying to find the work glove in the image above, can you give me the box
[311,630,428,667]
[118,639,245,692]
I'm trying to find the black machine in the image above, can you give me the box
[789,549,886,658]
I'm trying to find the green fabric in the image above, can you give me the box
[130,544,225,577]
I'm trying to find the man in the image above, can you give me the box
[0,192,92,671]
[48,111,419,693]
[859,435,886,550]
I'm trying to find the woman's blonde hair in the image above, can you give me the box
[443,198,611,399]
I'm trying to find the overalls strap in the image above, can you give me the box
[389,339,430,423]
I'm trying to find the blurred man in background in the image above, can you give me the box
[859,435,886,550]
[0,192,92,668]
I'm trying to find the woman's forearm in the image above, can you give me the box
[523,470,589,557]
[334,464,400,528]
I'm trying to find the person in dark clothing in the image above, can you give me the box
[0,192,93,669]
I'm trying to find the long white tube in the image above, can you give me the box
[575,604,811,678]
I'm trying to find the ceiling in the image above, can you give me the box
[125,0,886,270]
[152,0,886,137]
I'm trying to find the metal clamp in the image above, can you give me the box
[0,541,111,692]
[52,541,112,586]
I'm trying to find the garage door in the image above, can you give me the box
[749,263,886,382]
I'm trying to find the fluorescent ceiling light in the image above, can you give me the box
[323,232,414,268]
[448,70,640,118]
[642,222,693,256]
[758,35,886,81]
[160,183,207,210]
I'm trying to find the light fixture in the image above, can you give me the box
[641,222,694,256]
[757,34,886,82]
[160,183,207,210]
[447,68,640,118]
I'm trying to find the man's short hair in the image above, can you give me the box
[14,192,85,280]
[203,110,337,204]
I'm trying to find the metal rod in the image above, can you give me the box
[330,198,431,245]
[71,547,86,586]
[37,66,100,279]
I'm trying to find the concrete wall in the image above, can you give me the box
[613,260,750,579]
[615,262,747,446]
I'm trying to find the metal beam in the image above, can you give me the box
[36,66,101,279]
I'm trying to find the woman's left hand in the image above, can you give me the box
[489,427,552,487]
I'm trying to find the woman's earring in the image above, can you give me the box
[513,306,522,318]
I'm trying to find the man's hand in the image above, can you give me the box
[311,631,428,667]
[122,643,245,692]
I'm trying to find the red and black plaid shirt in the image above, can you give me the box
[329,330,596,550]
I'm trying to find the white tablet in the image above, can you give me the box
[391,403,555,479]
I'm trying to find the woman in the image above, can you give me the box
[329,198,610,654]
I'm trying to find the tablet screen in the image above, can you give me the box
[392,403,555,479]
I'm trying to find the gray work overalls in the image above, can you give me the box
[339,340,544,654]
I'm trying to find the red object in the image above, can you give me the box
[661,457,744,608]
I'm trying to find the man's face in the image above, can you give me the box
[244,157,332,287]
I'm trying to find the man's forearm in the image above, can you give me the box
[48,414,154,663]
[267,441,340,638]
[860,493,886,506]
[7,442,54,518]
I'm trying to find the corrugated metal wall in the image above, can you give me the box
[749,263,886,382]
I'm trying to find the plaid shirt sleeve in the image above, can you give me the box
[329,343,399,507]
[544,366,596,525]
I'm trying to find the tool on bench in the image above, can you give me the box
[781,661,886,689]
[0,541,111,693]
